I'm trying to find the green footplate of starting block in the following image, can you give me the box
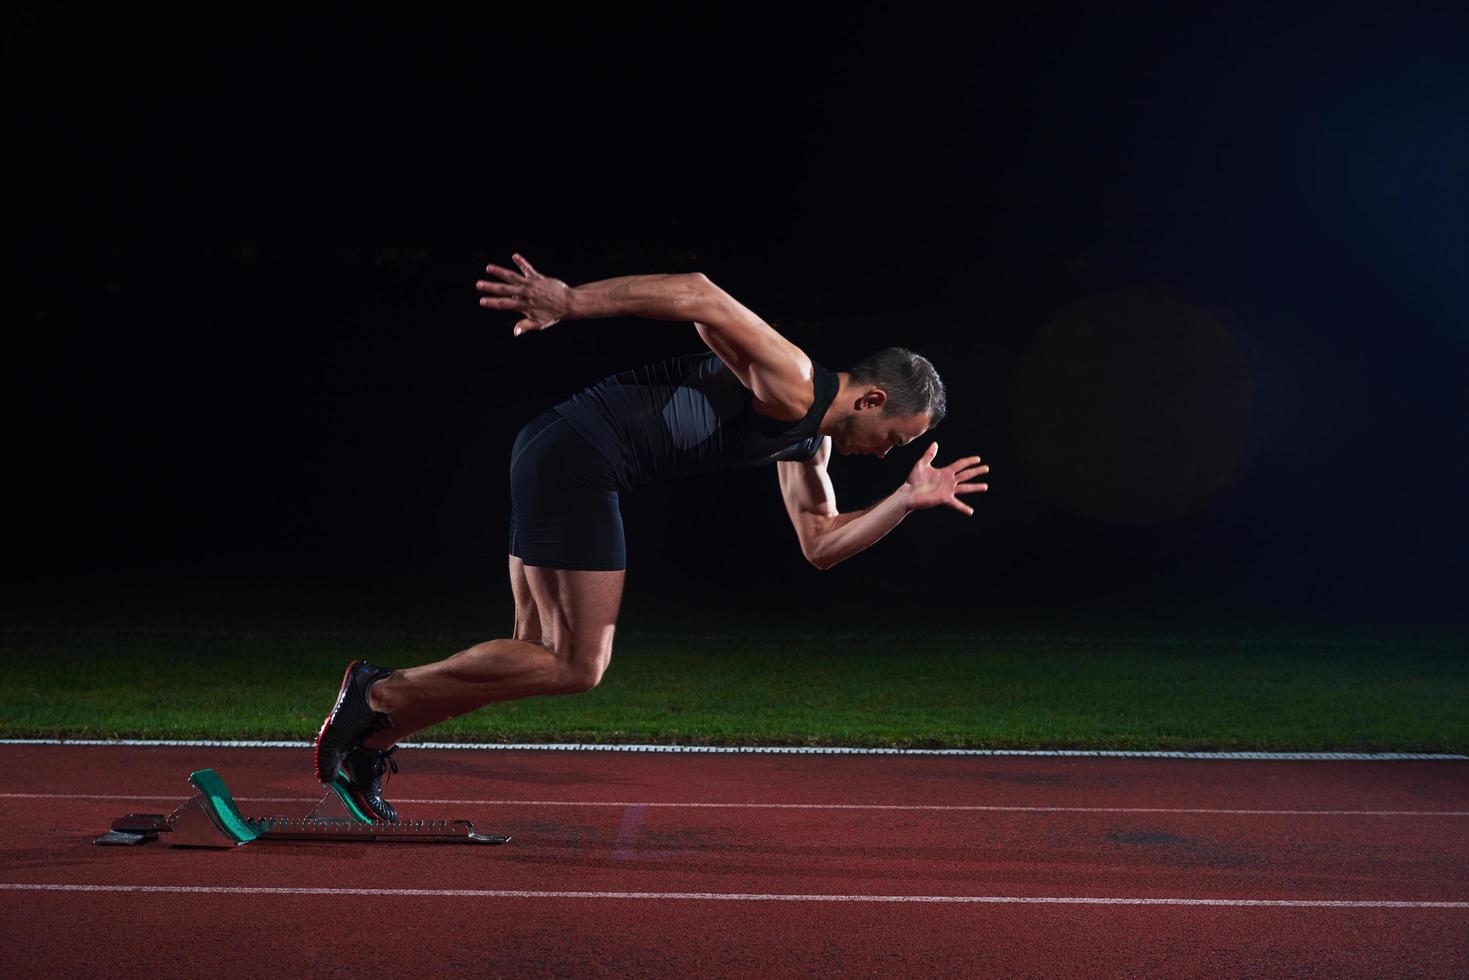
[185,769,376,843]
[324,773,376,824]
[187,768,261,843]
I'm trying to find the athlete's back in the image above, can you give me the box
[551,351,839,491]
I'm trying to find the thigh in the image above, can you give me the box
[508,411,627,572]
[507,554,542,644]
[524,565,625,681]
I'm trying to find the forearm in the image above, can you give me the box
[809,484,917,570]
[567,273,709,322]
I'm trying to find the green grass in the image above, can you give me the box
[1,625,1464,751]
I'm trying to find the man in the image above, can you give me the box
[313,254,990,821]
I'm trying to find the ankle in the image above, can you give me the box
[366,673,398,715]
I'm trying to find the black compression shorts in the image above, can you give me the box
[508,408,627,571]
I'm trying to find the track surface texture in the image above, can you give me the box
[1,744,1466,977]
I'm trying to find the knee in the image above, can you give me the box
[556,658,607,694]
[551,633,613,694]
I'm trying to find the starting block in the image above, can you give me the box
[95,768,511,848]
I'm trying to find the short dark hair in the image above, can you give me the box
[847,347,947,426]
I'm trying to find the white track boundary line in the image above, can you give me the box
[0,739,1462,760]
[0,883,1464,908]
[1,792,1464,816]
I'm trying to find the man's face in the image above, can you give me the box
[836,411,931,459]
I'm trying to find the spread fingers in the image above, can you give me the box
[484,262,526,283]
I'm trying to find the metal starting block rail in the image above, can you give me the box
[95,768,511,848]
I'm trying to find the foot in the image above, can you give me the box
[338,744,401,823]
[313,660,397,784]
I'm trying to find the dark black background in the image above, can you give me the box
[6,3,1466,630]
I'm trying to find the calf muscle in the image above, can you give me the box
[358,564,626,749]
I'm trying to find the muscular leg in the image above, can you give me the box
[508,553,543,645]
[361,555,624,749]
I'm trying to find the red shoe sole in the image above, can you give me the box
[312,660,363,783]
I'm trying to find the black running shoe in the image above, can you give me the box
[313,660,396,784]
[339,744,401,823]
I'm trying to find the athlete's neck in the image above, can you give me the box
[817,372,853,437]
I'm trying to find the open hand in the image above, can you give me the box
[903,442,990,516]
[475,253,574,336]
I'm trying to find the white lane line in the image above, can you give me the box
[1,793,1465,816]
[0,739,1462,760]
[0,884,1465,908]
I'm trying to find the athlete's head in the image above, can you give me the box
[829,347,947,458]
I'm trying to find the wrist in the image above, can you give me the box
[565,284,591,319]
[896,482,917,513]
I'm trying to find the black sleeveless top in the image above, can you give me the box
[551,351,839,491]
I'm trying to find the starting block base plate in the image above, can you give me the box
[95,768,512,847]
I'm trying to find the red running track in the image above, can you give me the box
[1,744,1466,977]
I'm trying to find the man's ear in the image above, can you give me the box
[857,388,887,411]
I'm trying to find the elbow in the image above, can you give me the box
[682,272,716,319]
[685,271,714,297]
[801,525,837,571]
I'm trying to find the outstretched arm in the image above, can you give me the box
[778,437,989,571]
[476,254,812,418]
